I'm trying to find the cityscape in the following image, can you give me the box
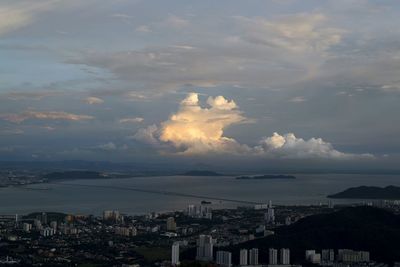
[1,198,400,266]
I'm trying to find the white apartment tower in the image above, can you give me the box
[280,248,290,265]
[249,248,259,266]
[265,208,275,224]
[216,251,232,267]
[240,249,248,266]
[269,248,278,265]
[196,235,214,261]
[171,242,180,266]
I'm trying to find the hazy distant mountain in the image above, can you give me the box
[2,160,400,175]
[43,171,109,181]
[43,171,131,181]
[236,174,296,179]
[180,170,224,176]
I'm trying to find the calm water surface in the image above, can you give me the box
[0,174,399,215]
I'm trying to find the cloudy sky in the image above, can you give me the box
[1,0,399,169]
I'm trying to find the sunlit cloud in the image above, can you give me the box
[256,132,373,159]
[135,93,372,159]
[157,93,250,154]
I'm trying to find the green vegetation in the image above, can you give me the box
[134,246,170,262]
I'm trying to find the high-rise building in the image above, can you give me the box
[40,227,55,237]
[41,212,48,224]
[103,210,121,222]
[240,249,248,266]
[22,223,32,232]
[167,217,177,231]
[249,248,259,266]
[33,219,42,230]
[50,221,57,231]
[216,251,232,267]
[187,205,196,217]
[265,208,275,224]
[171,242,180,266]
[269,248,278,265]
[196,235,214,261]
[187,204,212,219]
[280,248,290,265]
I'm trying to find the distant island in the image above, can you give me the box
[180,170,224,176]
[236,174,296,180]
[328,185,400,200]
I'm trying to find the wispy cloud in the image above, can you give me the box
[0,111,94,123]
[84,96,104,105]
[119,117,144,123]
[4,91,60,100]
[0,0,60,36]
[164,14,190,29]
[289,96,307,102]
[234,13,343,53]
[135,25,151,33]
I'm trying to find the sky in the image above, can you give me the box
[0,0,399,170]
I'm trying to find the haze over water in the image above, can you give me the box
[1,174,399,215]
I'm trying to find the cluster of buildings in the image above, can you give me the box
[0,201,394,267]
[306,249,370,266]
[186,204,213,219]
[170,234,294,267]
[103,210,124,222]
[171,238,375,267]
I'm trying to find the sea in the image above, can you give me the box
[0,174,399,215]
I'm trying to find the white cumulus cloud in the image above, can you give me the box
[157,93,250,154]
[256,132,373,159]
[133,124,160,146]
[134,93,373,160]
